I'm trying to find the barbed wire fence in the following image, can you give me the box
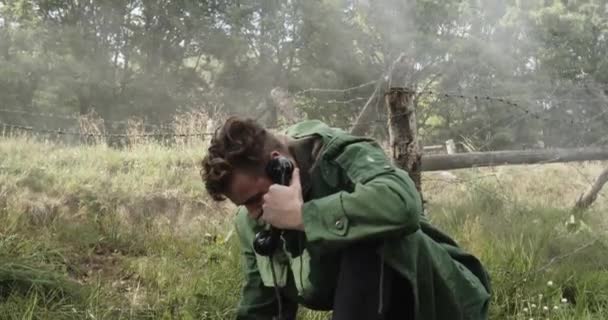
[291,82,608,214]
[3,85,605,205]
[0,107,213,147]
[1,85,607,152]
[297,84,607,149]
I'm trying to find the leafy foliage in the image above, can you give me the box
[1,0,606,150]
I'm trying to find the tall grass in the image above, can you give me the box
[0,116,607,319]
[423,164,608,320]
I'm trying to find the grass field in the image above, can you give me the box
[1,134,607,319]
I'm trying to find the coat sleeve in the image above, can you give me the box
[234,211,298,320]
[301,140,422,254]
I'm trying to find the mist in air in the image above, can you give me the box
[0,0,606,150]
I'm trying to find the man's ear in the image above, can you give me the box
[269,150,281,159]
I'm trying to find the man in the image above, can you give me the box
[201,116,491,320]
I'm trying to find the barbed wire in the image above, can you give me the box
[325,97,368,105]
[3,107,604,146]
[0,107,80,120]
[1,88,606,145]
[0,110,430,140]
[0,107,169,130]
[2,87,605,130]
[0,122,213,138]
[294,80,377,95]
[303,87,605,131]
[417,90,602,127]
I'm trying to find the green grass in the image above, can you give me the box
[1,136,607,319]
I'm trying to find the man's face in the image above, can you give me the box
[226,169,273,220]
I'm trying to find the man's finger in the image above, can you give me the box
[290,167,301,189]
[260,204,269,220]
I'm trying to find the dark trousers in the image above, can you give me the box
[331,242,415,320]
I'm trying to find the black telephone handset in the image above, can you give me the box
[252,156,294,257]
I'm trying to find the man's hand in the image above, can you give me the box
[261,168,304,230]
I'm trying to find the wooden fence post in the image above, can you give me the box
[386,87,423,202]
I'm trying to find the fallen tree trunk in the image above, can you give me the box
[421,147,608,171]
[573,167,608,211]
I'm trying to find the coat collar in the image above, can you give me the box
[287,134,323,200]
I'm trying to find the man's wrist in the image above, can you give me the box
[295,204,305,231]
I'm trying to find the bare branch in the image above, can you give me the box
[573,167,608,211]
[325,97,368,105]
[350,52,409,136]
[533,240,599,275]
[350,78,384,136]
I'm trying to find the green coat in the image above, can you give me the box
[233,120,491,319]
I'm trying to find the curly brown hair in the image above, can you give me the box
[200,116,283,201]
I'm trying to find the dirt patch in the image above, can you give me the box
[64,245,149,308]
